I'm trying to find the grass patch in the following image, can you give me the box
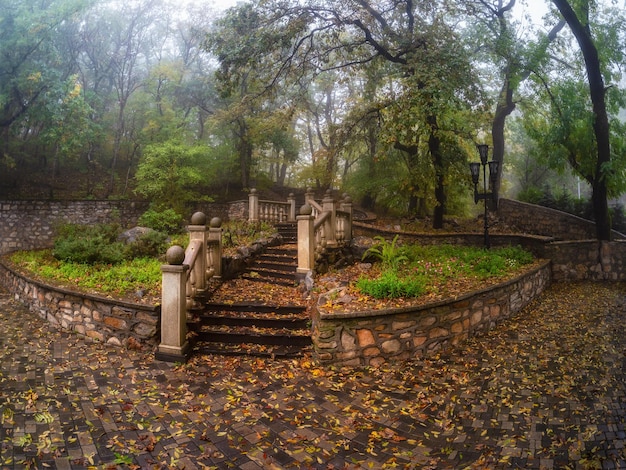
[10,250,162,300]
[357,242,534,299]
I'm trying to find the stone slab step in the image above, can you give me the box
[190,328,311,347]
[192,342,310,358]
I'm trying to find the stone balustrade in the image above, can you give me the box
[248,189,296,223]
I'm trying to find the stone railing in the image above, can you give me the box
[297,189,353,276]
[248,189,296,223]
[156,212,222,362]
[243,188,353,276]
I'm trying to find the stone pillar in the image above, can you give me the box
[288,193,296,221]
[156,246,190,363]
[188,212,207,294]
[323,189,337,247]
[208,216,223,279]
[297,204,315,275]
[248,189,259,222]
[341,194,353,241]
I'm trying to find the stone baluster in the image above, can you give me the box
[208,217,222,279]
[341,194,353,241]
[188,212,208,296]
[323,189,337,247]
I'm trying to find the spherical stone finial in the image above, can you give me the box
[300,204,313,215]
[344,196,352,204]
[166,245,185,265]
[190,211,206,225]
[250,188,257,194]
[210,216,222,228]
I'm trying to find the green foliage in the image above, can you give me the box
[357,243,535,299]
[362,235,408,270]
[222,220,275,250]
[52,223,168,265]
[53,224,129,265]
[138,208,183,234]
[11,250,161,298]
[127,231,169,259]
[356,270,425,299]
[134,140,216,214]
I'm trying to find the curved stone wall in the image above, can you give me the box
[313,261,551,366]
[0,260,159,350]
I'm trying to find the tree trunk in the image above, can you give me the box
[552,0,611,240]
[427,115,445,229]
[490,75,515,206]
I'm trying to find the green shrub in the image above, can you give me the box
[357,243,535,299]
[53,223,129,264]
[128,230,169,259]
[362,235,408,270]
[138,208,183,234]
[356,270,425,299]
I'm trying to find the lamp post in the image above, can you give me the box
[470,144,499,249]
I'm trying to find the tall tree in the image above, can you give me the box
[551,0,615,240]
[0,0,90,162]
[207,0,483,228]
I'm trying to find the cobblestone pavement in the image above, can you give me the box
[0,281,625,469]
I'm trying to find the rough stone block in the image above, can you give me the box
[356,329,375,347]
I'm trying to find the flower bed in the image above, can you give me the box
[313,260,551,366]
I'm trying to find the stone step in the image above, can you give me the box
[188,296,311,357]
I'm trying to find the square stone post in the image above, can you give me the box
[341,195,353,241]
[156,246,190,362]
[297,204,315,275]
[288,193,296,221]
[322,189,337,247]
[208,217,223,279]
[248,189,259,222]
[188,212,208,294]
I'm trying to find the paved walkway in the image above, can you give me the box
[0,282,625,469]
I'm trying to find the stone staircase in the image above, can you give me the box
[188,222,311,358]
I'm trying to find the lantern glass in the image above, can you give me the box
[469,162,480,185]
[488,160,499,183]
[476,144,489,165]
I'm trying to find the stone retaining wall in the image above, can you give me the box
[497,198,626,240]
[545,239,626,281]
[0,200,149,255]
[0,260,159,350]
[353,221,551,257]
[313,261,551,366]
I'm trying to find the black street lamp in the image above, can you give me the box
[470,144,499,249]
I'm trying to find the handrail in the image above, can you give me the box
[297,188,353,275]
[183,239,203,310]
[314,210,331,231]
